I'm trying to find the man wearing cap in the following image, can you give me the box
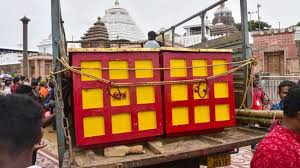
[251,85,300,168]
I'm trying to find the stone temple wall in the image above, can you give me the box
[252,29,299,75]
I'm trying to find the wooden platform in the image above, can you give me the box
[63,127,266,168]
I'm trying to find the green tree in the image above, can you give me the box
[296,22,300,26]
[235,20,271,32]
[234,23,242,31]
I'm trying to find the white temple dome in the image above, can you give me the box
[214,3,232,16]
[212,2,235,26]
[102,0,146,42]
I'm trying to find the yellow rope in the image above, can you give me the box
[72,59,252,71]
[238,61,256,110]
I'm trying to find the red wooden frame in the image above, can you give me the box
[162,51,236,135]
[71,52,163,147]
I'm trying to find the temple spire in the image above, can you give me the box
[102,0,146,41]
[220,3,225,9]
[115,0,119,6]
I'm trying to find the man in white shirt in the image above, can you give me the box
[0,83,4,96]
[144,31,161,48]
[0,95,44,168]
[3,80,12,95]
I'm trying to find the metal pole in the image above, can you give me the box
[248,12,252,21]
[298,40,300,73]
[201,13,206,42]
[159,0,228,36]
[20,16,30,77]
[240,0,251,108]
[162,33,165,46]
[51,0,65,167]
[172,28,175,47]
[257,4,261,31]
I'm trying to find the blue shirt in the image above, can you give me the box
[271,101,283,110]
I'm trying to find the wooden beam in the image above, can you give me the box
[147,141,164,154]
[236,109,283,119]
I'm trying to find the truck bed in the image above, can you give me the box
[63,127,266,168]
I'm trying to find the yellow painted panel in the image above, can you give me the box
[110,87,130,107]
[170,59,187,77]
[212,60,227,75]
[194,106,210,123]
[135,60,154,78]
[215,104,230,121]
[214,83,229,98]
[83,116,105,138]
[136,86,155,104]
[82,89,103,109]
[192,60,208,77]
[171,84,188,101]
[138,111,157,131]
[112,113,132,134]
[109,61,129,79]
[172,107,189,126]
[81,61,102,81]
[193,83,209,99]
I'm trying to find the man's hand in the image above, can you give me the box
[34,142,47,151]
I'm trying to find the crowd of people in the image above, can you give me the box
[251,75,299,111]
[0,76,54,105]
[0,75,55,167]
[250,76,300,167]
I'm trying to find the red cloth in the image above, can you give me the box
[251,122,300,168]
[10,84,18,93]
[251,87,264,110]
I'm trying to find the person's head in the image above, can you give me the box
[39,80,46,87]
[16,84,35,98]
[48,81,55,89]
[148,31,157,40]
[282,85,300,132]
[31,80,39,89]
[0,95,42,167]
[13,77,20,85]
[278,80,296,101]
[20,76,26,81]
[4,80,12,87]
[253,74,260,88]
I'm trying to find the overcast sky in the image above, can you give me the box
[0,0,299,50]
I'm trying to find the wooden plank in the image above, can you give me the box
[146,141,164,154]
[63,127,267,168]
[200,136,226,144]
[104,145,145,157]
